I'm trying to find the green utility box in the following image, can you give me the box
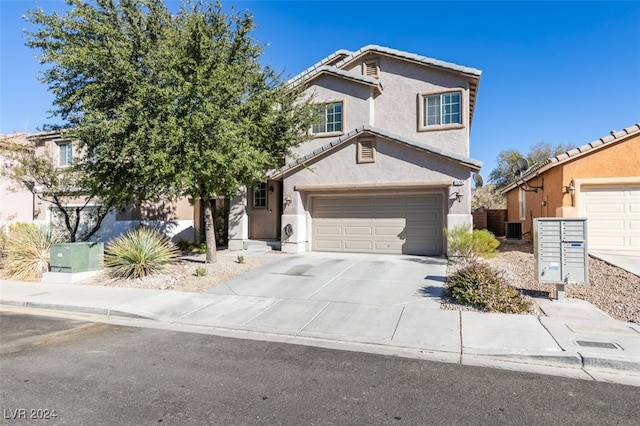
[50,242,104,273]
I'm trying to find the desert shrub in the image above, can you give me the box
[445,224,499,263]
[194,266,207,277]
[236,255,245,264]
[0,226,8,267]
[444,261,531,314]
[104,228,179,279]
[3,223,66,280]
[176,239,194,252]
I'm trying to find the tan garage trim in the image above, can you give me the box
[312,193,443,255]
[296,180,451,192]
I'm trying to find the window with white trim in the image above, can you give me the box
[518,188,526,220]
[311,102,343,134]
[58,142,72,167]
[253,183,267,208]
[419,91,462,129]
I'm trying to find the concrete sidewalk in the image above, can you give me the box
[1,252,639,386]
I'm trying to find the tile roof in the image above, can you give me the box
[502,123,640,193]
[288,45,482,126]
[294,66,383,93]
[269,125,482,179]
[334,45,482,77]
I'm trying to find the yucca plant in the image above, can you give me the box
[3,223,66,281]
[104,228,179,279]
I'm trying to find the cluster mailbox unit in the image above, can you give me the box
[534,218,588,300]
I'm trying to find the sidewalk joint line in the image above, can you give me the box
[242,298,284,325]
[306,257,366,300]
[297,301,331,335]
[390,307,405,341]
[458,311,463,364]
[537,315,564,351]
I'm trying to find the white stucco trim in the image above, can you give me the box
[281,214,307,253]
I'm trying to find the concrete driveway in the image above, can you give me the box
[207,252,448,309]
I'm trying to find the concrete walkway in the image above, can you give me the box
[1,251,639,386]
[590,251,640,277]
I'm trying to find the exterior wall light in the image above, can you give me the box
[450,191,463,203]
[566,183,575,196]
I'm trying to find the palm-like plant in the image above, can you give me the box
[3,223,66,280]
[104,227,179,279]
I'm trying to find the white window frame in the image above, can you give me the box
[518,188,526,220]
[311,101,343,136]
[418,90,463,131]
[58,142,73,167]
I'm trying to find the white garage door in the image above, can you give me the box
[581,185,640,252]
[312,194,443,255]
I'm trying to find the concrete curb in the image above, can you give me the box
[3,300,638,377]
[1,300,151,320]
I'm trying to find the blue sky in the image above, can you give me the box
[1,1,639,178]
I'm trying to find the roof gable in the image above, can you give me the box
[289,45,482,125]
[270,125,482,179]
[502,123,640,193]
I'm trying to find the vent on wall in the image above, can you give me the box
[363,61,379,78]
[505,222,522,239]
[357,139,376,164]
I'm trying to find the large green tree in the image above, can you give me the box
[0,133,115,242]
[25,0,315,262]
[488,142,575,189]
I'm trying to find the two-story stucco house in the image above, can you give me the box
[228,45,483,256]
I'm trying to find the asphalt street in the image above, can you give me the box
[1,310,639,425]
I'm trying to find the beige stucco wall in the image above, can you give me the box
[290,75,372,159]
[0,171,33,227]
[277,137,472,252]
[283,137,470,214]
[116,197,194,221]
[342,55,471,156]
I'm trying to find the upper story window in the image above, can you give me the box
[418,91,463,131]
[311,101,343,135]
[253,183,267,208]
[58,142,73,167]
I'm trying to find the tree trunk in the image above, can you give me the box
[202,197,217,263]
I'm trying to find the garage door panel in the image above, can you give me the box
[344,240,374,251]
[581,185,640,252]
[373,241,404,252]
[312,195,443,255]
[315,225,343,236]
[316,240,343,250]
[344,225,373,236]
[585,203,625,214]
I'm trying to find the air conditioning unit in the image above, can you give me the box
[505,222,522,239]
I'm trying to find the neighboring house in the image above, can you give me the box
[228,45,483,256]
[502,123,640,253]
[0,133,35,228]
[0,131,198,243]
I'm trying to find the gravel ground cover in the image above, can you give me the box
[483,241,640,323]
[74,251,280,293]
